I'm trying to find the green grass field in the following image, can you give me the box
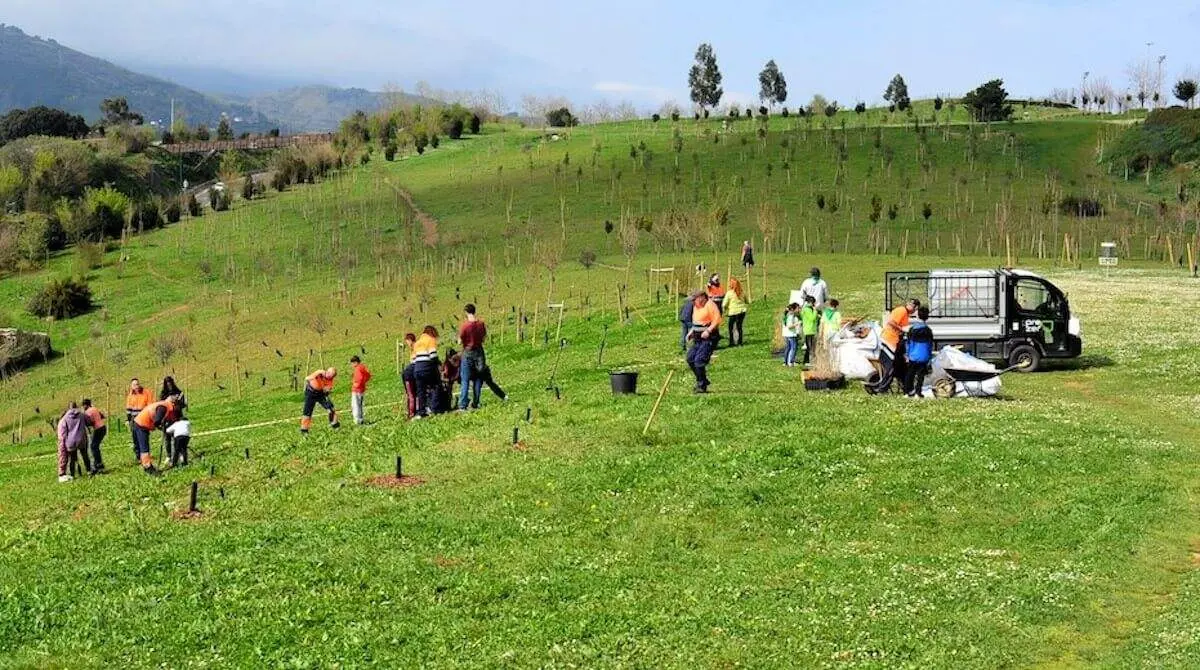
[1,114,1199,667]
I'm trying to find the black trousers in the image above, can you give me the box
[727,313,746,346]
[302,389,335,418]
[88,425,106,471]
[803,334,815,364]
[412,361,441,415]
[904,361,929,395]
[171,436,191,467]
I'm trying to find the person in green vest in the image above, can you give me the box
[801,295,820,366]
[821,298,842,340]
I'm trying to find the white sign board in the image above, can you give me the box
[1099,256,1118,267]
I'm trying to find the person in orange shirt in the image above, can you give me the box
[349,355,371,425]
[705,274,727,314]
[686,292,723,394]
[132,395,180,476]
[124,378,153,463]
[870,298,919,394]
[301,367,340,434]
[81,398,107,474]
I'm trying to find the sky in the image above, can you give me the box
[5,0,1200,110]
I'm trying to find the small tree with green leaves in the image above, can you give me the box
[963,79,1013,122]
[758,59,788,109]
[884,74,911,111]
[1174,79,1198,108]
[688,43,724,112]
[216,116,234,140]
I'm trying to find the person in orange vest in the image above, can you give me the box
[349,355,371,425]
[124,378,153,463]
[132,395,180,476]
[81,398,107,475]
[706,274,727,314]
[686,291,723,394]
[301,367,340,433]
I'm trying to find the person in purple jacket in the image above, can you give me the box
[56,402,92,482]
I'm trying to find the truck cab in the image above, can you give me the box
[884,269,1082,371]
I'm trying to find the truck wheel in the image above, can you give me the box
[1008,345,1041,372]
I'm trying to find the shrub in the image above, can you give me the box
[671,111,680,122]
[578,249,597,268]
[442,117,465,140]
[164,201,181,223]
[74,241,105,274]
[758,106,769,117]
[414,131,429,155]
[469,114,482,134]
[195,124,210,141]
[546,107,578,128]
[209,188,230,211]
[268,128,280,138]
[81,186,131,240]
[242,174,257,200]
[781,107,790,118]
[652,113,661,123]
[131,200,162,231]
[384,141,397,161]
[430,134,440,149]
[185,192,202,217]
[1059,195,1104,217]
[27,277,92,319]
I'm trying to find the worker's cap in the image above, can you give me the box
[325,367,338,378]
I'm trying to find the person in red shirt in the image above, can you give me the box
[686,292,723,393]
[349,356,371,425]
[457,304,507,410]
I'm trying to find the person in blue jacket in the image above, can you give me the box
[678,291,698,353]
[904,306,934,396]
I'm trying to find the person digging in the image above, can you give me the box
[301,367,340,434]
[686,292,722,394]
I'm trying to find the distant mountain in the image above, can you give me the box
[227,86,435,133]
[130,63,317,98]
[0,24,275,132]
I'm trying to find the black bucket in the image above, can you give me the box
[610,371,639,395]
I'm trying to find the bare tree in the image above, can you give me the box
[1127,59,1156,109]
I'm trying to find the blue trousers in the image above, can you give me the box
[784,337,798,366]
[686,337,716,388]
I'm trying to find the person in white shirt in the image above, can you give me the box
[797,267,829,310]
[165,416,191,468]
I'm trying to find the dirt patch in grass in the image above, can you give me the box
[365,474,426,489]
[432,555,462,569]
[171,509,205,521]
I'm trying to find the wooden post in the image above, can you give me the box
[642,370,675,436]
[395,339,401,377]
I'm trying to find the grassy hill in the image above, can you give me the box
[226,85,437,133]
[0,24,274,131]
[1,114,1199,666]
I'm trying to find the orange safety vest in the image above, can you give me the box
[306,371,335,393]
[134,400,177,430]
[125,388,153,411]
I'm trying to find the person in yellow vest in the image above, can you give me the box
[132,395,180,476]
[301,368,340,434]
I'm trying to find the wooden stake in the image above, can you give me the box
[642,370,675,436]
